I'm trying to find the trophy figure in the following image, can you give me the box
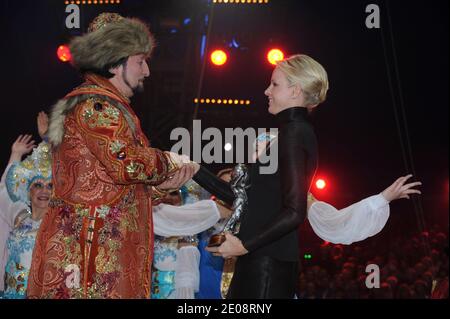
[208,164,249,247]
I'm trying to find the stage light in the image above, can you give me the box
[213,0,254,3]
[57,45,72,62]
[316,179,326,190]
[65,0,120,5]
[267,49,284,65]
[193,98,252,105]
[211,50,228,66]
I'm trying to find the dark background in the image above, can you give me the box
[0,0,448,241]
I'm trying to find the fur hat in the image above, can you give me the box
[69,13,155,75]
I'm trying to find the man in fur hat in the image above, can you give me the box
[27,13,197,298]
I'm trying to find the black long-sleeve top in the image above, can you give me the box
[194,107,318,261]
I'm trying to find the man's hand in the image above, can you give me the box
[37,111,49,139]
[205,233,248,259]
[166,152,191,168]
[158,164,196,190]
[381,174,422,202]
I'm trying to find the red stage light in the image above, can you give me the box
[211,50,227,66]
[57,45,72,62]
[316,179,326,190]
[267,48,284,65]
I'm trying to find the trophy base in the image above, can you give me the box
[208,234,226,247]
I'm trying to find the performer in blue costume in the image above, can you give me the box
[0,114,50,299]
[151,180,221,299]
[196,169,234,299]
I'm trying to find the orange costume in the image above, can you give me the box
[27,14,177,298]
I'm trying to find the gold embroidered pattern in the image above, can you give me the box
[81,100,121,129]
[83,108,94,122]
[104,106,120,120]
[75,205,89,218]
[126,161,139,174]
[95,242,121,274]
[95,205,110,219]
[126,161,149,181]
[109,140,126,155]
[120,202,139,233]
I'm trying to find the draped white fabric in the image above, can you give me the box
[308,194,390,245]
[153,200,220,237]
[173,246,201,299]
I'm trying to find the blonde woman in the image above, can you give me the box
[195,55,421,298]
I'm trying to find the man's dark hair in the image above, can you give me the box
[80,57,128,78]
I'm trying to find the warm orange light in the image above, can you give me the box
[57,45,72,62]
[267,48,284,65]
[211,50,228,66]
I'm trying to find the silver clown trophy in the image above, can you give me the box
[208,164,249,247]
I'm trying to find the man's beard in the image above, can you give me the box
[134,81,145,93]
[122,64,145,95]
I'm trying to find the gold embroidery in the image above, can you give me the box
[126,161,139,174]
[126,161,148,181]
[81,100,121,129]
[137,172,148,181]
[83,108,94,122]
[104,106,120,120]
[120,202,139,233]
[109,140,126,154]
[95,205,110,219]
[75,205,89,218]
[95,244,121,274]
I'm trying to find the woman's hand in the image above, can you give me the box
[381,174,422,202]
[206,233,248,258]
[9,134,36,164]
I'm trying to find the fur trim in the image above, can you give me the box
[69,18,155,72]
[47,97,78,146]
[47,94,131,147]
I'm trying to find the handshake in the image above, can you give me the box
[158,152,200,191]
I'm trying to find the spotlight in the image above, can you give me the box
[315,179,326,190]
[267,48,284,65]
[57,45,72,62]
[211,50,228,66]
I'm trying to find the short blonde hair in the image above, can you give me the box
[277,54,329,107]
